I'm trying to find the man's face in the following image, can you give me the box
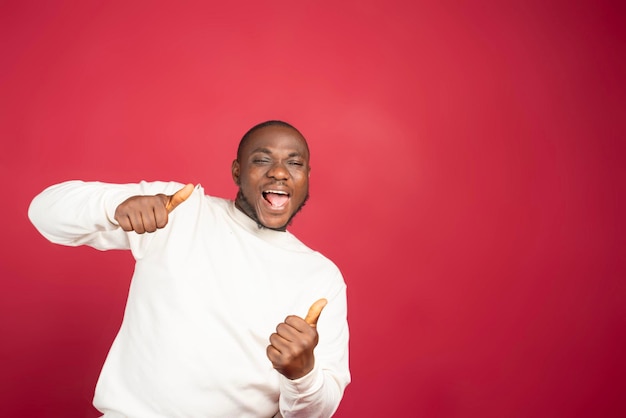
[232,125,310,231]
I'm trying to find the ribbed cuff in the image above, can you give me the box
[279,364,324,397]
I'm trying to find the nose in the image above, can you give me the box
[267,161,289,180]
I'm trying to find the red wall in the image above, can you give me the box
[1,1,624,417]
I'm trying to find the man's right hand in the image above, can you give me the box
[114,183,194,234]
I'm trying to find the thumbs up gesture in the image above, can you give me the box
[114,184,194,234]
[267,299,328,380]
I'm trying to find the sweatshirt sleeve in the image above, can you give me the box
[278,278,350,417]
[28,180,185,254]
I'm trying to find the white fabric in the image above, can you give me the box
[29,180,350,418]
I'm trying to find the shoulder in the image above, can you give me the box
[136,180,188,194]
[288,235,345,279]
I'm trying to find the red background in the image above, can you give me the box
[1,1,624,417]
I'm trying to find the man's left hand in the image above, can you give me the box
[266,299,327,380]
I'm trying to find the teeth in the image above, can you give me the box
[264,190,288,195]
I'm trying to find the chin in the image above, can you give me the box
[258,216,290,231]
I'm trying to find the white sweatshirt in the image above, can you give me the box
[28,181,350,418]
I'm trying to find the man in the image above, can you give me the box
[28,120,350,417]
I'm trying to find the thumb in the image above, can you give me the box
[304,298,328,327]
[166,183,194,213]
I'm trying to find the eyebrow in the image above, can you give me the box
[251,147,272,155]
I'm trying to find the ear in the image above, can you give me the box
[231,159,241,185]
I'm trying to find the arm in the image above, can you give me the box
[28,180,193,250]
[269,286,350,417]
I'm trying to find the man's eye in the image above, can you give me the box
[253,159,270,164]
[288,161,304,166]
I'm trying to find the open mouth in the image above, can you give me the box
[262,190,290,208]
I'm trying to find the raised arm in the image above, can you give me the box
[272,286,350,418]
[28,180,193,250]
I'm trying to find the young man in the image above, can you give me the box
[29,120,350,418]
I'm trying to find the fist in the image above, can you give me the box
[266,299,327,380]
[114,183,194,234]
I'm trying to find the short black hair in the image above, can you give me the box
[236,120,305,160]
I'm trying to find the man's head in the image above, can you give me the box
[232,120,310,231]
